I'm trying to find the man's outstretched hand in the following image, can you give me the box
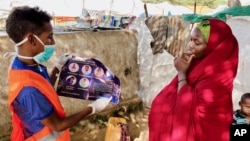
[88,97,112,115]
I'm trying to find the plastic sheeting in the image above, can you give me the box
[227,16,250,110]
[130,18,177,107]
[131,16,250,109]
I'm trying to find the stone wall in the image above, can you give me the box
[0,30,139,139]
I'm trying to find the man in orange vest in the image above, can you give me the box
[5,6,111,141]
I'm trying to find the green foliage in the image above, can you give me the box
[141,0,226,8]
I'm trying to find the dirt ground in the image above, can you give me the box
[70,107,150,141]
[0,99,149,141]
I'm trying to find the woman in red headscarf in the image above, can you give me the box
[149,18,238,141]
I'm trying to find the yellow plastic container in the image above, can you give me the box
[105,117,129,141]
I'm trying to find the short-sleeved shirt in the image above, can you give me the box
[233,109,249,125]
[11,57,54,138]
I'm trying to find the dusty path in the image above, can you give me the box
[71,107,150,141]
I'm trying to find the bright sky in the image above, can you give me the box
[0,0,83,16]
[241,0,250,5]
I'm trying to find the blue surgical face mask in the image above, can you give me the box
[16,35,55,63]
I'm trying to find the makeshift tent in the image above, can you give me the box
[157,2,193,15]
[83,0,193,17]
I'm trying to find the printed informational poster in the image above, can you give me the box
[57,56,121,104]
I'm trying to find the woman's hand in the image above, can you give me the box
[174,53,195,73]
[174,53,195,92]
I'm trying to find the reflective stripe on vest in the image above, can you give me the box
[25,126,69,141]
[8,69,70,141]
[38,131,62,141]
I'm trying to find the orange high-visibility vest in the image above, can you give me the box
[8,69,70,141]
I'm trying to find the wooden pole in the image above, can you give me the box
[194,0,197,14]
[190,0,197,30]
[144,3,148,18]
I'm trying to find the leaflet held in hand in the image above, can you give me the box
[56,56,121,104]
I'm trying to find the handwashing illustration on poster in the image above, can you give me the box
[57,56,121,104]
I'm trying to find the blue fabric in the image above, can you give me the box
[11,57,53,138]
[11,57,51,82]
[13,87,53,137]
[233,110,249,125]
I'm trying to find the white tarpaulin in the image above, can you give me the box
[83,0,192,17]
[0,0,193,18]
[83,0,145,16]
[84,0,110,11]
[227,16,250,110]
[157,2,193,15]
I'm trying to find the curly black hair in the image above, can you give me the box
[6,6,52,43]
[240,93,250,103]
